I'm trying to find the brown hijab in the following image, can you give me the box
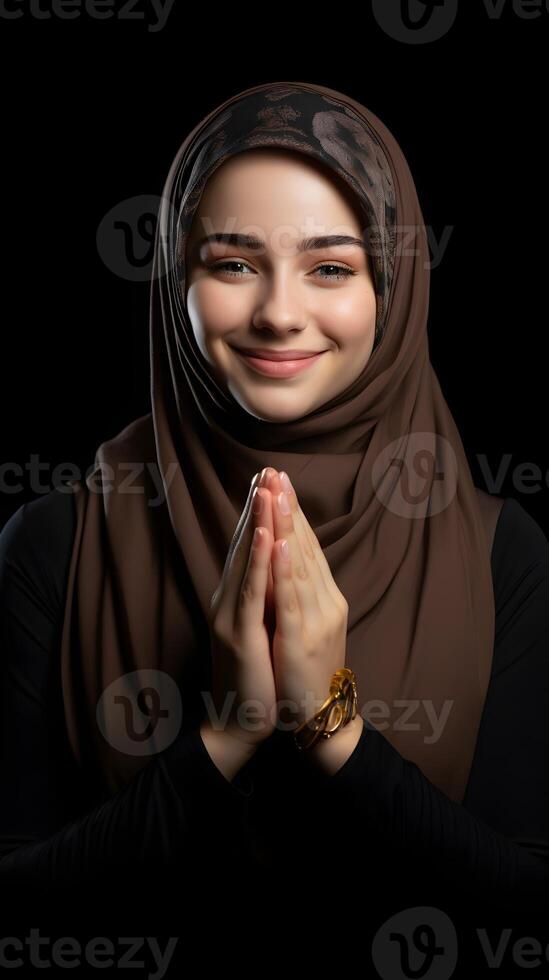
[60,81,494,804]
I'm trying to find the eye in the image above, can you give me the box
[209,260,254,277]
[312,263,357,280]
[209,260,357,281]
[210,259,254,278]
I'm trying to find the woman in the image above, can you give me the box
[1,81,548,959]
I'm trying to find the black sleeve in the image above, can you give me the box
[299,497,549,921]
[0,489,255,896]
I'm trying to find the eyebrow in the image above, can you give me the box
[194,232,367,254]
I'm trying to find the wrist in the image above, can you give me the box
[199,719,258,783]
[298,714,364,776]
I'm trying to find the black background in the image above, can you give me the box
[1,2,547,537]
[0,4,548,973]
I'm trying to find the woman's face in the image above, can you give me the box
[184,149,377,422]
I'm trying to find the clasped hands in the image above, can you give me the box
[253,467,360,750]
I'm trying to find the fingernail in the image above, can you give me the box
[278,491,291,515]
[281,539,290,561]
[252,487,263,515]
[279,471,292,493]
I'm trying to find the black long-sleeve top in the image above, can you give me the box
[1,486,549,955]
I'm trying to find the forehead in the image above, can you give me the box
[187,148,366,243]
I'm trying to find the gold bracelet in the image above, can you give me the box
[293,667,358,752]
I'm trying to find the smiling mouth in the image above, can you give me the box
[231,348,328,378]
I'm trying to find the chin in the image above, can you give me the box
[228,386,312,423]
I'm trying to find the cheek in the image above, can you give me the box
[186,280,247,341]
[320,285,377,346]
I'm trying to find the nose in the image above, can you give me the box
[251,270,308,336]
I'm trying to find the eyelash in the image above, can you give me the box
[209,260,357,281]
